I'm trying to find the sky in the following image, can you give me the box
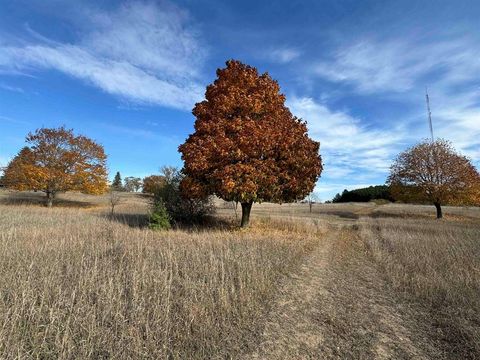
[1,0,479,201]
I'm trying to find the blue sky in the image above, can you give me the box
[1,0,479,200]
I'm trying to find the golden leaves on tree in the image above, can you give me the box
[3,127,108,199]
[179,60,323,204]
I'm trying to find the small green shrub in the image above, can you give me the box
[149,201,171,230]
[152,166,215,225]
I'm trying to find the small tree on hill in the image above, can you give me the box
[108,189,122,215]
[306,192,320,213]
[142,175,166,194]
[112,171,123,190]
[3,127,108,207]
[388,139,480,218]
[179,60,323,227]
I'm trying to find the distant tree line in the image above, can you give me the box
[110,171,143,193]
[331,185,394,203]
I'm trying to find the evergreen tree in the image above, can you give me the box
[112,171,122,190]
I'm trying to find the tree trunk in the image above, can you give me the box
[240,201,253,228]
[233,201,238,222]
[434,202,442,219]
[46,191,54,208]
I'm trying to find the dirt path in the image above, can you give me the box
[248,225,444,359]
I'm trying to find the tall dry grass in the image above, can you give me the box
[361,217,480,358]
[0,205,321,359]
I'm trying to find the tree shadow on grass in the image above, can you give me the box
[367,211,433,220]
[175,216,237,232]
[319,211,360,220]
[105,212,150,228]
[0,192,97,208]
[105,213,236,231]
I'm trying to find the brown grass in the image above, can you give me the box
[361,217,480,358]
[0,200,321,359]
[1,191,479,359]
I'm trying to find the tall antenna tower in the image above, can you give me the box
[425,87,434,142]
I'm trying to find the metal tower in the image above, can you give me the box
[425,88,434,142]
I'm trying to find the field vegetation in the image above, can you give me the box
[0,190,479,359]
[361,217,480,357]
[0,191,320,358]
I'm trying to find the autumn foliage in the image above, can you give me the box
[388,139,480,218]
[142,175,166,194]
[179,60,322,226]
[3,127,108,206]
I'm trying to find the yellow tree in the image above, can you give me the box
[3,127,108,207]
[179,60,323,227]
[388,139,480,218]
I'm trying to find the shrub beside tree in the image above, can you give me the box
[388,139,480,218]
[148,200,171,230]
[3,127,108,207]
[179,60,322,227]
[150,167,214,227]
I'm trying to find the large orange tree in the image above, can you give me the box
[179,60,323,226]
[3,127,108,207]
[388,139,480,218]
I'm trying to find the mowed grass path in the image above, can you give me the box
[0,190,479,359]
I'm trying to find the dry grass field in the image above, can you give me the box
[361,217,480,357]
[0,190,479,359]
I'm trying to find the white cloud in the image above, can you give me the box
[434,103,480,165]
[268,47,301,63]
[83,2,204,79]
[314,37,480,94]
[288,97,404,182]
[0,1,206,110]
[0,82,24,93]
[312,36,480,168]
[315,40,415,93]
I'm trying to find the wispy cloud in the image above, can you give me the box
[288,96,405,183]
[267,47,301,63]
[0,2,206,110]
[312,35,480,168]
[98,122,181,144]
[0,115,30,125]
[0,82,24,93]
[313,37,480,94]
